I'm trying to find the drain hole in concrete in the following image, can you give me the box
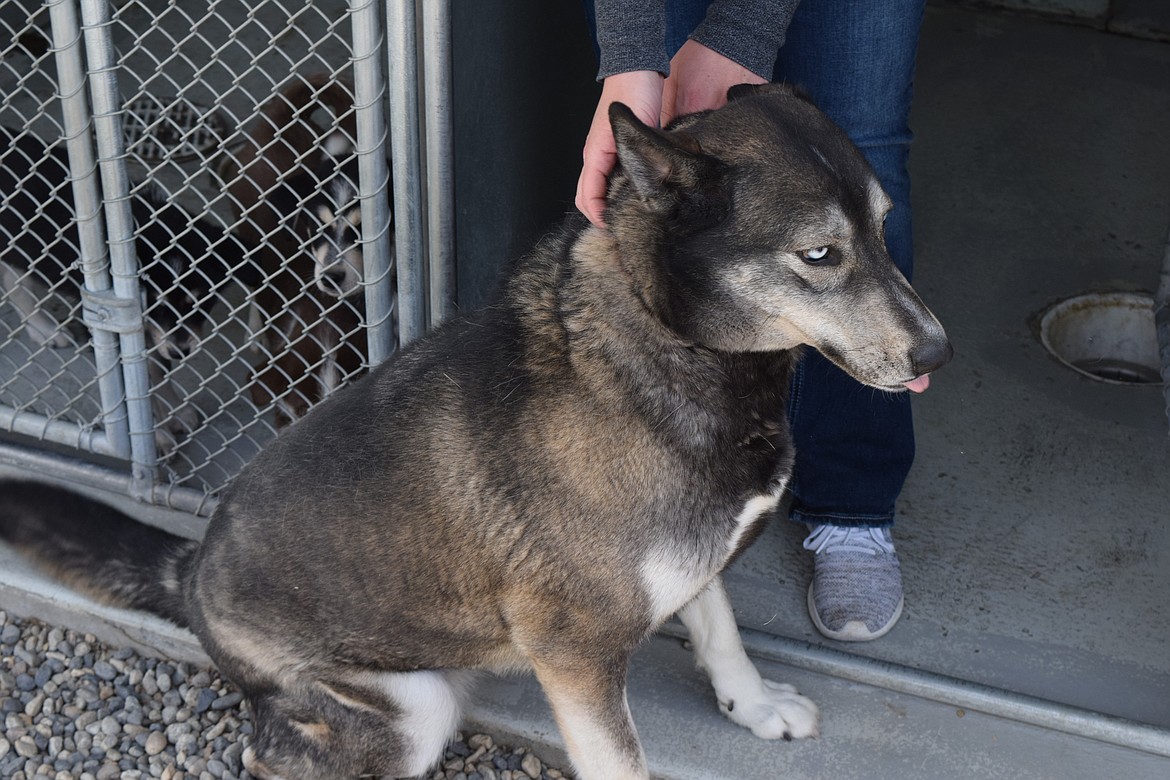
[1070,358,1162,384]
[1038,292,1161,386]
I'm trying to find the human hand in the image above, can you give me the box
[661,40,767,125]
[575,70,664,227]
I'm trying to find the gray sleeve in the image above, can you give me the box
[592,0,668,80]
[690,0,801,79]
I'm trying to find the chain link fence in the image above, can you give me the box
[1,0,430,513]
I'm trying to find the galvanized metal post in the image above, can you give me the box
[386,0,427,345]
[421,0,455,326]
[44,0,128,460]
[350,0,396,365]
[78,0,160,492]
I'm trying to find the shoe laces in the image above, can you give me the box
[803,524,895,556]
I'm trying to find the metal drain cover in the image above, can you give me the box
[1070,357,1162,384]
[1039,292,1161,386]
[123,95,227,163]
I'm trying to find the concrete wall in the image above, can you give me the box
[451,1,600,311]
[448,0,1167,311]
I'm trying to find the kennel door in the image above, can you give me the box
[4,0,408,513]
[0,0,140,466]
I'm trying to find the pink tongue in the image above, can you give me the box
[903,375,931,393]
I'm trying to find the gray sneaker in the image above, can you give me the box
[803,524,904,642]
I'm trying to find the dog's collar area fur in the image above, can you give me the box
[507,221,794,458]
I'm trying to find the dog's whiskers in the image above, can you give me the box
[652,401,686,431]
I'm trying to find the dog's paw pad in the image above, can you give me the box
[720,679,820,741]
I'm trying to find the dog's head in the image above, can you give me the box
[603,83,951,391]
[296,157,371,299]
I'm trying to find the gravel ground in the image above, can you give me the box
[0,610,568,780]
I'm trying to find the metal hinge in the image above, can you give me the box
[80,287,144,335]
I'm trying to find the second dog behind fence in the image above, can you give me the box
[218,72,394,429]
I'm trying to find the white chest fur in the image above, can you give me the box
[639,481,787,625]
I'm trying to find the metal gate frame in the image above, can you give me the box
[0,0,453,516]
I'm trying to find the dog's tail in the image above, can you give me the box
[0,480,196,628]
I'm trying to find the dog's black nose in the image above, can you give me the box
[910,339,953,376]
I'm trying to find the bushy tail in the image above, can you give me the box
[0,480,196,627]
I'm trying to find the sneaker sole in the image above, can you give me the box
[806,583,904,642]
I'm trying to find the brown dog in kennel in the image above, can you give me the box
[218,73,391,428]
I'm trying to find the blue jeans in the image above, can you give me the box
[585,0,927,528]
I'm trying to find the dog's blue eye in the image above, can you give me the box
[802,246,830,262]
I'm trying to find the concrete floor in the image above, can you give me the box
[901,3,1170,722]
[2,4,1170,778]
[489,6,1170,774]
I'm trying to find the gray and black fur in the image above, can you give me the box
[0,482,193,626]
[0,84,951,780]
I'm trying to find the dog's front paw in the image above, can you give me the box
[719,678,820,741]
[154,425,180,457]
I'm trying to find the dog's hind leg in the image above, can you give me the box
[678,577,820,740]
[241,669,468,780]
[530,653,649,780]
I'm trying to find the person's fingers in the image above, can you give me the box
[575,145,614,227]
[576,71,664,226]
[576,101,618,226]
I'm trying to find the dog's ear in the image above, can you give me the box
[608,102,714,201]
[608,102,730,230]
[726,82,809,103]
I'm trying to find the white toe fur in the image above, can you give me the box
[720,677,820,740]
[678,578,820,741]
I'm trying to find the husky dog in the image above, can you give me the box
[0,84,951,779]
[244,152,377,428]
[0,126,236,452]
